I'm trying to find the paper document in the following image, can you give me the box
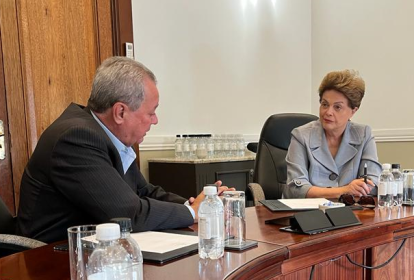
[279,198,330,209]
[131,231,198,254]
[82,231,198,254]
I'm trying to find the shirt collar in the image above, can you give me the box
[91,111,136,174]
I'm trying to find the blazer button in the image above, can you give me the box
[329,173,338,181]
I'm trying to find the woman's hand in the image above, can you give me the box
[344,178,374,196]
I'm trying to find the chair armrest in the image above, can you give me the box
[247,142,258,153]
[0,234,47,251]
[247,183,265,206]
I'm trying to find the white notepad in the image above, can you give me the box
[278,198,330,209]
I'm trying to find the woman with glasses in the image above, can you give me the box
[284,70,382,199]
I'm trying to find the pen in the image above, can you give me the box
[364,163,367,184]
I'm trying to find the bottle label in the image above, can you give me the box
[199,217,211,239]
[387,181,394,194]
[183,143,190,152]
[214,143,222,150]
[378,182,387,196]
[207,143,214,152]
[237,142,245,150]
[397,181,404,193]
[393,182,398,196]
[191,143,197,151]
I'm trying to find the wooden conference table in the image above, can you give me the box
[1,205,414,279]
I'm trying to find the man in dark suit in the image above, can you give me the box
[17,57,229,243]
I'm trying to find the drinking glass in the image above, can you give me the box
[68,225,97,280]
[403,171,414,205]
[223,191,246,247]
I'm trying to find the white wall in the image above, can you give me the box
[311,0,414,141]
[132,0,414,179]
[132,0,312,149]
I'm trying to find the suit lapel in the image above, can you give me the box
[335,122,361,168]
[309,121,338,174]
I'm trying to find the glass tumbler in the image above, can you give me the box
[223,191,246,247]
[68,225,97,280]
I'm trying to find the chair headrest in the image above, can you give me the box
[259,113,318,150]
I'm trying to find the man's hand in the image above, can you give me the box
[190,180,235,222]
[190,192,205,222]
[188,180,235,205]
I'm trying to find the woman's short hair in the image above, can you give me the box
[88,56,157,113]
[318,69,365,109]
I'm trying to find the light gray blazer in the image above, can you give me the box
[284,120,382,198]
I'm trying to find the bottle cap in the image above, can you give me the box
[382,163,391,170]
[203,186,217,196]
[176,134,181,138]
[391,163,400,169]
[109,218,132,232]
[96,223,121,241]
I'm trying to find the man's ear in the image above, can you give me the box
[112,102,127,124]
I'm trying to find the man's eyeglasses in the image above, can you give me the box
[338,194,376,209]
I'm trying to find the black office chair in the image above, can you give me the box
[0,197,46,257]
[246,113,318,206]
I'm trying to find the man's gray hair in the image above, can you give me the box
[88,56,157,113]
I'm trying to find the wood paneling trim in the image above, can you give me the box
[110,0,133,56]
[288,222,401,258]
[0,31,15,214]
[0,0,30,212]
[226,249,287,280]
[96,0,114,62]
[369,238,414,280]
[17,0,38,154]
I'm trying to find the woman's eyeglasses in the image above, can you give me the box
[338,194,376,209]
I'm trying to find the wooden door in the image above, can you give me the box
[0,0,133,215]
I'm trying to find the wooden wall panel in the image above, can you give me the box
[370,238,413,280]
[96,0,114,62]
[0,0,116,213]
[18,0,102,141]
[0,0,133,214]
[0,32,15,214]
[111,0,133,56]
[0,0,30,212]
[282,251,364,280]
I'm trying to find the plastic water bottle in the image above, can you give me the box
[214,134,223,158]
[182,135,190,159]
[378,163,394,208]
[198,186,224,259]
[229,134,237,157]
[110,218,143,280]
[174,135,183,159]
[189,135,197,159]
[87,223,132,280]
[236,134,245,157]
[222,135,230,158]
[206,134,215,159]
[196,135,207,159]
[391,164,403,206]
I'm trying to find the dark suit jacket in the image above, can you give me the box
[16,103,194,243]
